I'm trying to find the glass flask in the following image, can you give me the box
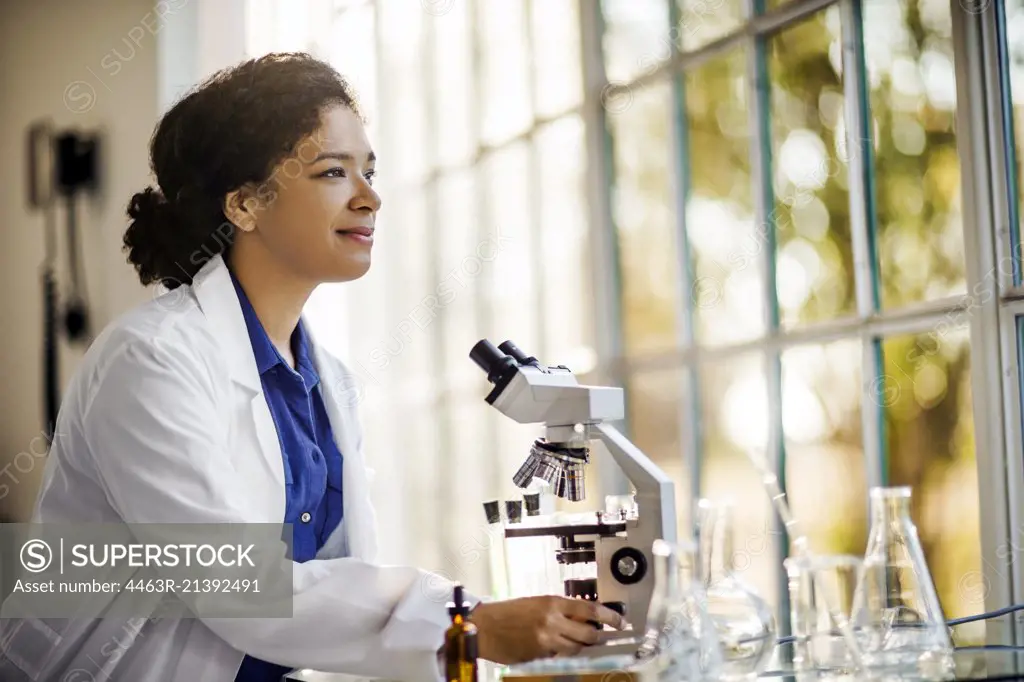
[697,499,777,679]
[785,554,864,675]
[849,486,953,678]
[637,539,723,681]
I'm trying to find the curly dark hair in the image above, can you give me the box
[123,52,360,288]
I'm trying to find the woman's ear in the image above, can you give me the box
[223,185,260,233]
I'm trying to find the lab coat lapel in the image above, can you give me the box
[306,329,378,562]
[190,256,287,496]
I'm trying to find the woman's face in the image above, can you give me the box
[234,104,381,284]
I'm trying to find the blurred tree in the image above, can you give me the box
[608,0,979,624]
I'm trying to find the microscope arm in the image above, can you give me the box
[593,423,678,546]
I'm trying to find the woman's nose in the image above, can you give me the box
[353,182,381,212]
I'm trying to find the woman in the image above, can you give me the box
[0,53,623,682]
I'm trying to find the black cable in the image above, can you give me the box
[751,602,1024,649]
[42,202,59,440]
[43,191,57,266]
[61,192,91,343]
[42,268,59,438]
[948,603,1024,627]
[65,193,80,296]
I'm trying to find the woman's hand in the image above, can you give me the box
[467,596,627,664]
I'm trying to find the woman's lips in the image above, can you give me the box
[336,227,374,245]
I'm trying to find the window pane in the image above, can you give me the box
[274,0,313,51]
[378,0,428,185]
[864,0,966,308]
[370,186,433,397]
[537,116,597,370]
[676,0,745,52]
[439,168,482,398]
[700,353,779,613]
[358,189,437,569]
[482,142,539,354]
[531,0,583,118]
[601,0,672,84]
[1001,0,1024,282]
[433,0,475,168]
[685,47,765,346]
[326,3,377,124]
[448,399,492,593]
[609,79,682,356]
[769,6,855,328]
[627,368,691,534]
[880,327,982,639]
[479,0,532,145]
[405,399,443,570]
[782,340,867,556]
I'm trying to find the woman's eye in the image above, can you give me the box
[320,167,346,178]
[364,170,376,183]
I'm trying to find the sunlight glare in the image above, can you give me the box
[723,374,769,453]
[782,374,827,444]
[779,130,829,192]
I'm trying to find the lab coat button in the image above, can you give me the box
[300,512,312,523]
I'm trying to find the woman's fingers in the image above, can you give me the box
[555,617,603,647]
[560,598,628,630]
[547,633,588,657]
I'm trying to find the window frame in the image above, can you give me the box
[583,0,1024,646]
[243,0,1024,646]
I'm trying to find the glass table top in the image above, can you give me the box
[286,649,1024,681]
[757,649,1024,681]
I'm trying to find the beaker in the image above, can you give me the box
[849,486,953,677]
[785,554,863,676]
[696,499,777,679]
[637,539,723,681]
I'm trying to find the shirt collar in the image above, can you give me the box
[292,319,320,391]
[230,270,320,392]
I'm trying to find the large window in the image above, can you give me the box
[246,0,594,592]
[603,0,1024,646]
[598,0,1024,643]
[246,0,1024,647]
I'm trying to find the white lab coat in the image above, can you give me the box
[0,254,466,682]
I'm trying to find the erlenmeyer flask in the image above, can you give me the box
[637,539,723,681]
[850,486,953,676]
[697,499,776,679]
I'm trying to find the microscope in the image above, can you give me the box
[470,339,678,659]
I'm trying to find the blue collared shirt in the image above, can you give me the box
[230,272,345,682]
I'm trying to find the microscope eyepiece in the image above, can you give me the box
[470,339,518,384]
[498,340,540,367]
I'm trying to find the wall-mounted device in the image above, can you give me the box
[26,120,102,438]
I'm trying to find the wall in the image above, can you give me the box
[0,0,245,521]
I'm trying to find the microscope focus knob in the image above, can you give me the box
[609,547,647,585]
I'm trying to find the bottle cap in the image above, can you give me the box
[483,500,501,524]
[448,583,470,618]
[505,500,523,524]
[524,493,541,516]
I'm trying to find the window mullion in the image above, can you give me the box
[745,0,789,636]
[950,0,1016,649]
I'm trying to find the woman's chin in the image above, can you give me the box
[325,257,371,283]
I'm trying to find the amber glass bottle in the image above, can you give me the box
[444,584,478,682]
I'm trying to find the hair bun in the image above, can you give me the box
[124,186,185,286]
[127,186,170,221]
